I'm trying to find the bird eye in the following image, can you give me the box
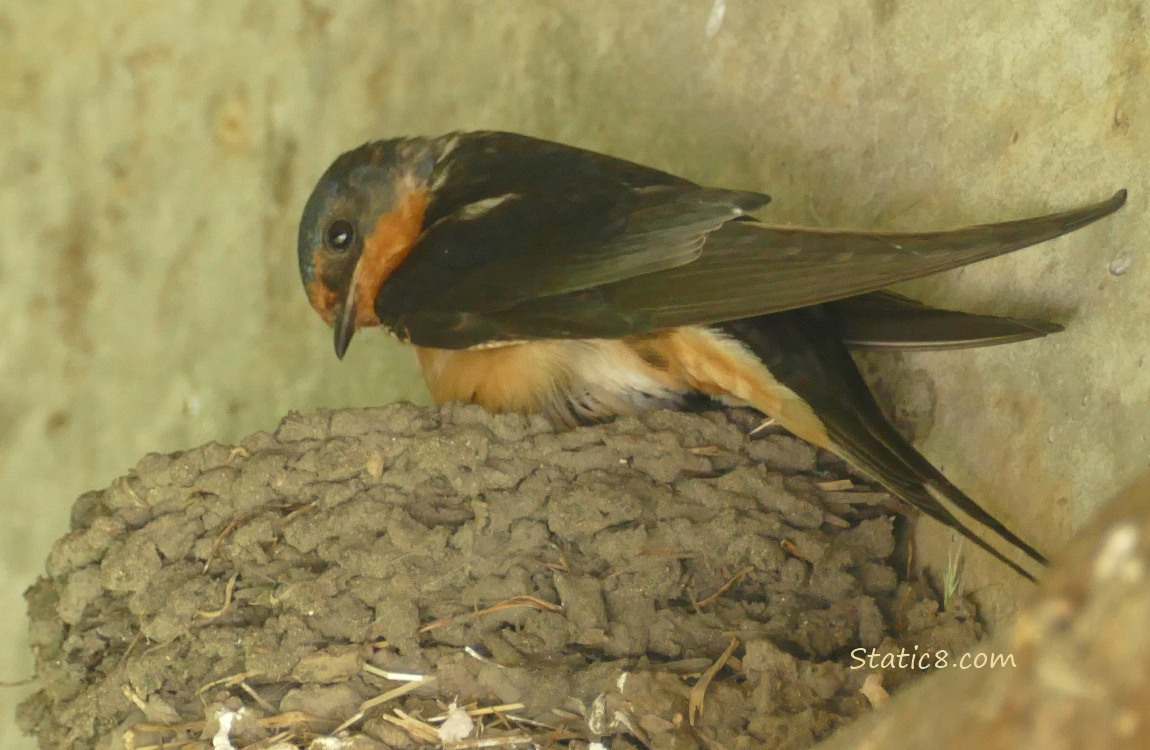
[325,219,355,252]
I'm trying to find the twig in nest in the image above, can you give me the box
[902,514,917,583]
[121,684,149,712]
[500,713,558,732]
[335,671,437,731]
[113,631,145,672]
[363,664,427,682]
[822,512,851,528]
[336,673,439,734]
[127,737,205,750]
[255,711,332,730]
[695,565,754,609]
[780,538,812,562]
[333,711,366,735]
[203,510,259,573]
[688,636,739,726]
[334,673,439,733]
[197,572,240,619]
[541,553,570,573]
[281,501,318,524]
[817,479,854,491]
[142,637,185,657]
[244,729,294,748]
[383,708,442,744]
[204,499,318,574]
[196,669,262,695]
[417,595,561,633]
[239,680,279,714]
[443,736,537,749]
[362,676,434,710]
[748,417,777,435]
[128,719,204,734]
[112,475,148,507]
[428,703,528,723]
[130,710,329,740]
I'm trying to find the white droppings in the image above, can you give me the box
[1109,246,1133,276]
[616,671,629,692]
[309,738,351,750]
[1094,524,1141,582]
[705,0,726,37]
[438,701,474,743]
[211,709,238,750]
[586,693,608,735]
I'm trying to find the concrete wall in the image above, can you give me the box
[2,2,1146,745]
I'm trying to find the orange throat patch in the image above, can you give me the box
[351,181,429,329]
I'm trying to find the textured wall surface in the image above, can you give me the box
[1,2,1146,745]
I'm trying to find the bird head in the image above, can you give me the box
[297,138,433,358]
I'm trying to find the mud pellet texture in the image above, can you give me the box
[19,404,978,749]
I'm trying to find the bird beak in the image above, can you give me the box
[333,295,357,359]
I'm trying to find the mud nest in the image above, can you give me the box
[20,403,980,750]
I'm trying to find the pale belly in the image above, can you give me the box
[412,326,826,443]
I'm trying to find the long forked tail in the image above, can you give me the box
[832,290,1064,352]
[820,398,1048,580]
[718,309,1048,581]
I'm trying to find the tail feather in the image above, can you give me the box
[719,308,1048,580]
[822,404,1047,580]
[833,291,1063,351]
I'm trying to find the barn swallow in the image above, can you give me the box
[297,130,1126,580]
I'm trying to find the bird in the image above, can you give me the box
[296,130,1126,580]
